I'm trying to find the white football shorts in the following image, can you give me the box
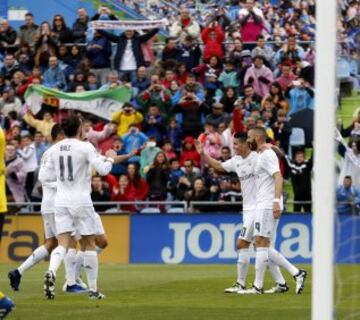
[238,210,255,242]
[54,206,102,236]
[42,213,57,240]
[254,209,279,239]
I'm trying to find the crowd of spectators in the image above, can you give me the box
[0,0,359,213]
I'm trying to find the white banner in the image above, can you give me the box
[90,18,168,30]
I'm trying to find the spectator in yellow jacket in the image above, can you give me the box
[23,111,55,142]
[111,102,143,137]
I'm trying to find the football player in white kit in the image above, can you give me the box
[196,132,306,294]
[239,127,307,294]
[39,116,116,300]
[8,124,65,292]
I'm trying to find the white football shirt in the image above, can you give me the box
[222,151,258,211]
[38,146,57,214]
[40,138,112,207]
[254,149,283,210]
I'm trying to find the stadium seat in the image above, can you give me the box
[289,127,306,158]
[140,207,161,214]
[167,207,185,214]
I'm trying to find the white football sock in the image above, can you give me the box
[268,261,286,285]
[254,247,269,289]
[268,247,299,276]
[75,251,85,280]
[237,249,250,287]
[18,245,49,275]
[64,248,77,286]
[83,250,98,292]
[49,246,67,275]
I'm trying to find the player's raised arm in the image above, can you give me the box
[195,140,225,172]
[85,143,114,176]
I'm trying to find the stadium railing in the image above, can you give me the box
[6,200,355,214]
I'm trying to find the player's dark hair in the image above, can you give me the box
[233,132,248,143]
[51,124,64,142]
[61,116,81,138]
[344,175,352,180]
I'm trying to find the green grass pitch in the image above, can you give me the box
[1,264,359,320]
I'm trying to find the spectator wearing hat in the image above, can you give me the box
[238,0,266,50]
[169,7,200,45]
[111,102,144,137]
[86,30,112,85]
[244,55,273,98]
[179,137,201,168]
[201,21,224,61]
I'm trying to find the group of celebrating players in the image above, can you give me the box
[6,116,306,301]
[196,128,307,294]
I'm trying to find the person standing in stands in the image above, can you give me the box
[285,149,313,213]
[96,26,159,83]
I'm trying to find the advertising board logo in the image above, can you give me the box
[161,222,312,264]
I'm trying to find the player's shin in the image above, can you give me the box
[49,246,67,275]
[83,251,98,292]
[268,260,286,285]
[18,245,49,275]
[268,248,299,276]
[254,247,269,289]
[64,248,77,286]
[237,249,250,287]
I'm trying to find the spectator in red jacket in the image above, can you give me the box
[179,136,201,168]
[201,21,224,61]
